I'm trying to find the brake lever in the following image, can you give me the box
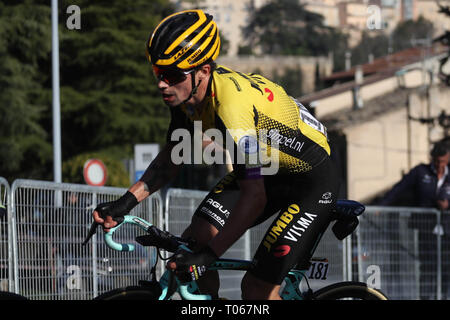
[82,221,99,246]
[82,210,125,246]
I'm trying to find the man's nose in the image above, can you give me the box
[157,79,169,90]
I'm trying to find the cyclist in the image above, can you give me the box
[92,9,340,300]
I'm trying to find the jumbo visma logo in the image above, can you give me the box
[262,204,300,252]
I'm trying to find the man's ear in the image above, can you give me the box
[198,64,211,80]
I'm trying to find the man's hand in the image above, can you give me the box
[167,246,218,283]
[92,191,139,232]
[93,203,122,232]
[437,199,449,211]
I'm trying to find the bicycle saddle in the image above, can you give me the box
[331,200,365,240]
[335,199,365,217]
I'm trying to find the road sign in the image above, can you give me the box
[134,144,159,182]
[83,159,107,186]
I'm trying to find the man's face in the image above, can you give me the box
[153,66,195,107]
[432,152,450,174]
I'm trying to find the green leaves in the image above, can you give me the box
[243,0,340,56]
[0,0,174,184]
[391,16,434,51]
[0,2,52,179]
[58,1,173,157]
[350,17,435,68]
[62,151,130,187]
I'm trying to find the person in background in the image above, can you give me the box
[380,141,450,209]
[380,140,450,299]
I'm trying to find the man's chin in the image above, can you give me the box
[164,101,180,108]
[162,97,177,107]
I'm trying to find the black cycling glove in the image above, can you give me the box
[170,246,218,283]
[95,191,139,226]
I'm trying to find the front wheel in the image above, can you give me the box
[313,281,388,300]
[93,285,161,300]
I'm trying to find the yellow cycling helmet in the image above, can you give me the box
[146,9,221,70]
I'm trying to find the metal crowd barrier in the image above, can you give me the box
[0,177,12,292]
[2,176,450,300]
[163,188,249,299]
[163,192,450,300]
[358,206,450,300]
[7,179,163,300]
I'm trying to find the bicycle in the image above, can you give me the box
[87,200,388,300]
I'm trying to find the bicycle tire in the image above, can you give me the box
[0,291,28,300]
[312,281,388,300]
[93,286,161,300]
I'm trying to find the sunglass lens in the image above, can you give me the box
[153,66,187,85]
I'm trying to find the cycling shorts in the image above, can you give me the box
[193,158,340,284]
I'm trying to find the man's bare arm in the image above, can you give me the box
[136,143,181,198]
[94,143,181,230]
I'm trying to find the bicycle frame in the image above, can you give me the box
[157,259,309,300]
[102,215,311,300]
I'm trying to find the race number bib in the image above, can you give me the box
[292,97,328,138]
[308,258,329,280]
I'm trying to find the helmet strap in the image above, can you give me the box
[179,70,202,106]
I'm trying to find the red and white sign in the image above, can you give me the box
[83,159,107,186]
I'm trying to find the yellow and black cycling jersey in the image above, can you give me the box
[166,65,330,179]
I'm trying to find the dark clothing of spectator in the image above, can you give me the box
[379,164,450,208]
[379,161,450,299]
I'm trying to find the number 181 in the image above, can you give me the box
[308,262,329,280]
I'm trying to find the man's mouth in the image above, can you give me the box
[162,93,174,101]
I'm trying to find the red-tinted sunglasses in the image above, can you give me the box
[152,66,195,86]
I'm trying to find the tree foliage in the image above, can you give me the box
[434,3,450,86]
[58,0,174,163]
[62,152,130,187]
[0,1,53,179]
[0,0,175,184]
[350,16,435,67]
[350,31,390,67]
[272,66,303,97]
[391,16,434,51]
[242,0,347,57]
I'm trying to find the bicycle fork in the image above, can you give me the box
[280,270,313,300]
[158,270,213,300]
